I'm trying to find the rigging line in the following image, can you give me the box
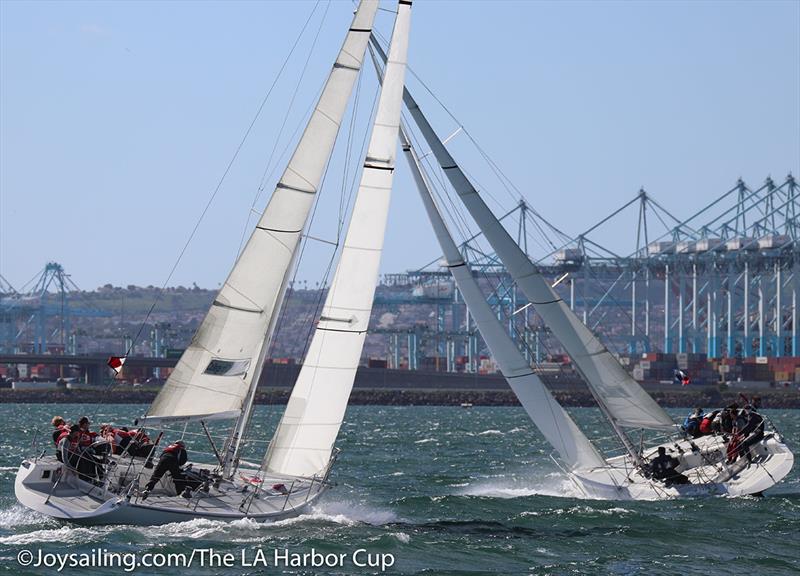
[125,0,323,357]
[339,65,378,243]
[338,62,363,242]
[246,155,340,451]
[237,1,328,257]
[479,268,625,460]
[404,115,473,245]
[259,0,330,193]
[404,116,476,248]
[338,83,381,240]
[378,31,575,256]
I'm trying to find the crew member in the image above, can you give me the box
[51,416,69,445]
[682,408,704,438]
[650,446,690,486]
[140,440,201,500]
[58,424,101,482]
[737,406,765,462]
[77,416,98,447]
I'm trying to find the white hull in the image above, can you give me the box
[567,432,794,501]
[15,455,331,526]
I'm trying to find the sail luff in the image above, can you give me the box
[399,123,605,470]
[262,0,412,478]
[387,58,674,431]
[145,1,379,423]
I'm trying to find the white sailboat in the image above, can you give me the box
[15,0,412,525]
[371,39,795,500]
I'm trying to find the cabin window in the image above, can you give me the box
[204,358,250,377]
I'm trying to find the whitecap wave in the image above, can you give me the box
[309,500,398,526]
[477,429,503,436]
[0,526,106,546]
[390,531,410,543]
[457,471,585,499]
[414,438,437,444]
[0,504,57,530]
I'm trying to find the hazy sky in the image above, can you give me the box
[1,0,798,291]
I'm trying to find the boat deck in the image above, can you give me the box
[15,454,330,524]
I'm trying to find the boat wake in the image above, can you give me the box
[0,499,399,545]
[457,471,587,500]
[0,504,58,531]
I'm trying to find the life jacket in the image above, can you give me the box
[52,424,70,445]
[163,443,188,466]
[78,429,98,447]
[164,442,183,454]
[55,429,72,446]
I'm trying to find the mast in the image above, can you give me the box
[373,38,673,434]
[395,114,605,470]
[216,0,380,477]
[261,0,412,479]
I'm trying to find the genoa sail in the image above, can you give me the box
[390,63,674,431]
[263,0,413,478]
[400,124,605,470]
[145,0,380,422]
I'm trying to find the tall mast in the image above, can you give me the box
[394,116,605,470]
[262,0,412,479]
[370,37,673,435]
[216,0,380,476]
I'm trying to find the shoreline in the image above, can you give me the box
[2,387,799,409]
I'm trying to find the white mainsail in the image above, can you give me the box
[145,1,380,423]
[395,76,674,431]
[263,0,412,478]
[400,125,605,470]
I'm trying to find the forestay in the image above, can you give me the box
[396,76,675,432]
[263,1,412,478]
[400,124,605,470]
[145,0,380,421]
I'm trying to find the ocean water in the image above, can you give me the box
[0,404,798,575]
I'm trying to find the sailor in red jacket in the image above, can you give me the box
[77,416,98,447]
[51,415,70,446]
[141,440,202,500]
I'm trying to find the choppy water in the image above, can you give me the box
[0,404,798,575]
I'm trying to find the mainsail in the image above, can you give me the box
[144,1,380,423]
[263,0,412,478]
[400,124,605,470]
[390,58,674,431]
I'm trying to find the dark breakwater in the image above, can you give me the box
[2,386,798,408]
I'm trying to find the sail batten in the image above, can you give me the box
[145,1,380,423]
[263,1,412,478]
[391,57,674,432]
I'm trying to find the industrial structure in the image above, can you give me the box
[1,174,797,384]
[374,174,799,373]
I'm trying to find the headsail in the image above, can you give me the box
[400,123,605,470]
[390,58,674,431]
[145,1,380,422]
[263,0,412,478]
